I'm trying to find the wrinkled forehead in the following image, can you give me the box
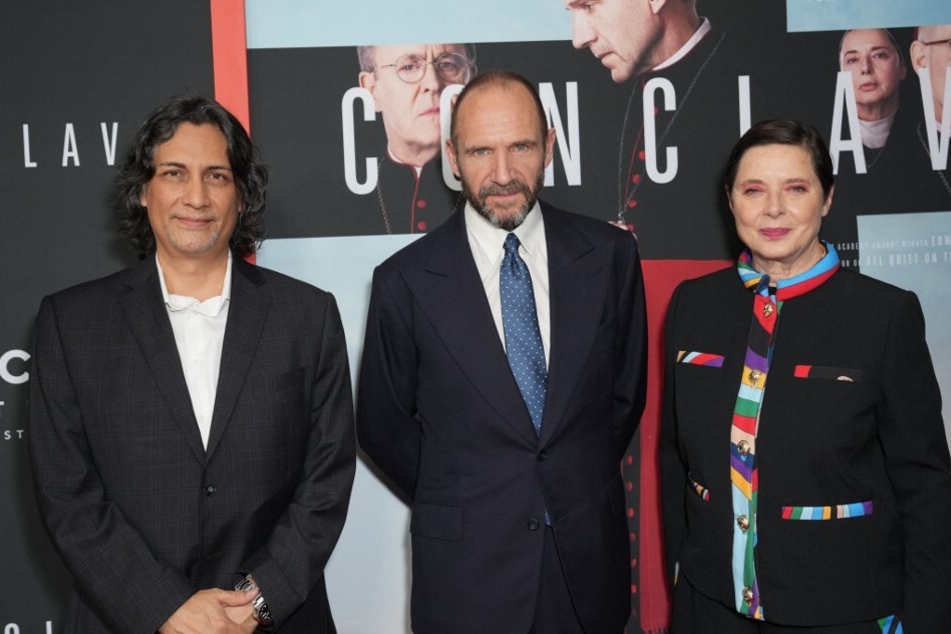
[372,43,467,65]
[455,82,544,138]
[919,24,951,41]
[921,27,951,74]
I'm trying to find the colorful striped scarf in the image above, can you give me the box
[729,241,840,620]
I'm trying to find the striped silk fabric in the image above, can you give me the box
[728,243,840,620]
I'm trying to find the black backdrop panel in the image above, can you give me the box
[0,2,215,629]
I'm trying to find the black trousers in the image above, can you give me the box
[672,574,901,634]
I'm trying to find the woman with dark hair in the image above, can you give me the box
[661,119,951,632]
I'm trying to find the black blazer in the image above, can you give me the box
[29,256,356,633]
[357,203,648,633]
[660,266,951,630]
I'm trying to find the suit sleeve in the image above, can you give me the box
[877,291,951,631]
[242,292,356,627]
[29,295,194,634]
[613,233,648,457]
[356,267,422,499]
[659,284,687,586]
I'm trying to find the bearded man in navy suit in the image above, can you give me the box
[30,96,355,633]
[358,70,648,633]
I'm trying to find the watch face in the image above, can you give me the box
[254,600,273,625]
[251,593,272,626]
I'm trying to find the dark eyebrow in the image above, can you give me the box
[155,161,233,172]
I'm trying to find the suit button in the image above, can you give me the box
[737,440,751,456]
[204,485,216,496]
[737,515,749,532]
[527,518,540,531]
[538,450,548,462]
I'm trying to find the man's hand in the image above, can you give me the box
[224,598,258,632]
[159,588,257,634]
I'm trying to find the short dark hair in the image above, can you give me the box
[115,95,268,257]
[724,119,834,199]
[450,70,548,146]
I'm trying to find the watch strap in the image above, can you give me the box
[234,575,274,628]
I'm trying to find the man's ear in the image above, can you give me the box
[358,72,384,113]
[910,40,929,73]
[445,139,461,178]
[543,128,557,169]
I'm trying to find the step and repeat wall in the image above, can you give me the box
[3,1,950,632]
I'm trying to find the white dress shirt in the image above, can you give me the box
[464,202,550,367]
[654,18,712,71]
[156,253,232,449]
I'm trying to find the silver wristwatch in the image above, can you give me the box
[235,574,274,627]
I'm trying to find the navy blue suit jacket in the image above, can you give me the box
[357,203,647,633]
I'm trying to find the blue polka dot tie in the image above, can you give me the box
[500,233,547,436]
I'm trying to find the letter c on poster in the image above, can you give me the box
[440,83,464,191]
[1,349,30,385]
[643,77,678,184]
[342,87,378,195]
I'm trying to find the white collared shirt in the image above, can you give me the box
[156,253,232,450]
[654,18,712,72]
[388,145,424,177]
[464,202,550,367]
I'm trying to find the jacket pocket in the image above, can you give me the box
[677,351,724,368]
[252,366,305,396]
[781,499,873,520]
[793,365,865,383]
[411,502,464,541]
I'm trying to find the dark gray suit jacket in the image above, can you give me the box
[30,256,355,633]
[357,203,648,633]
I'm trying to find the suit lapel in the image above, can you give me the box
[539,205,610,445]
[403,211,539,445]
[120,258,206,463]
[205,257,271,458]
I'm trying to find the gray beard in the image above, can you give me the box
[463,168,545,231]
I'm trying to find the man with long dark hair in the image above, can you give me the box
[30,95,355,633]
